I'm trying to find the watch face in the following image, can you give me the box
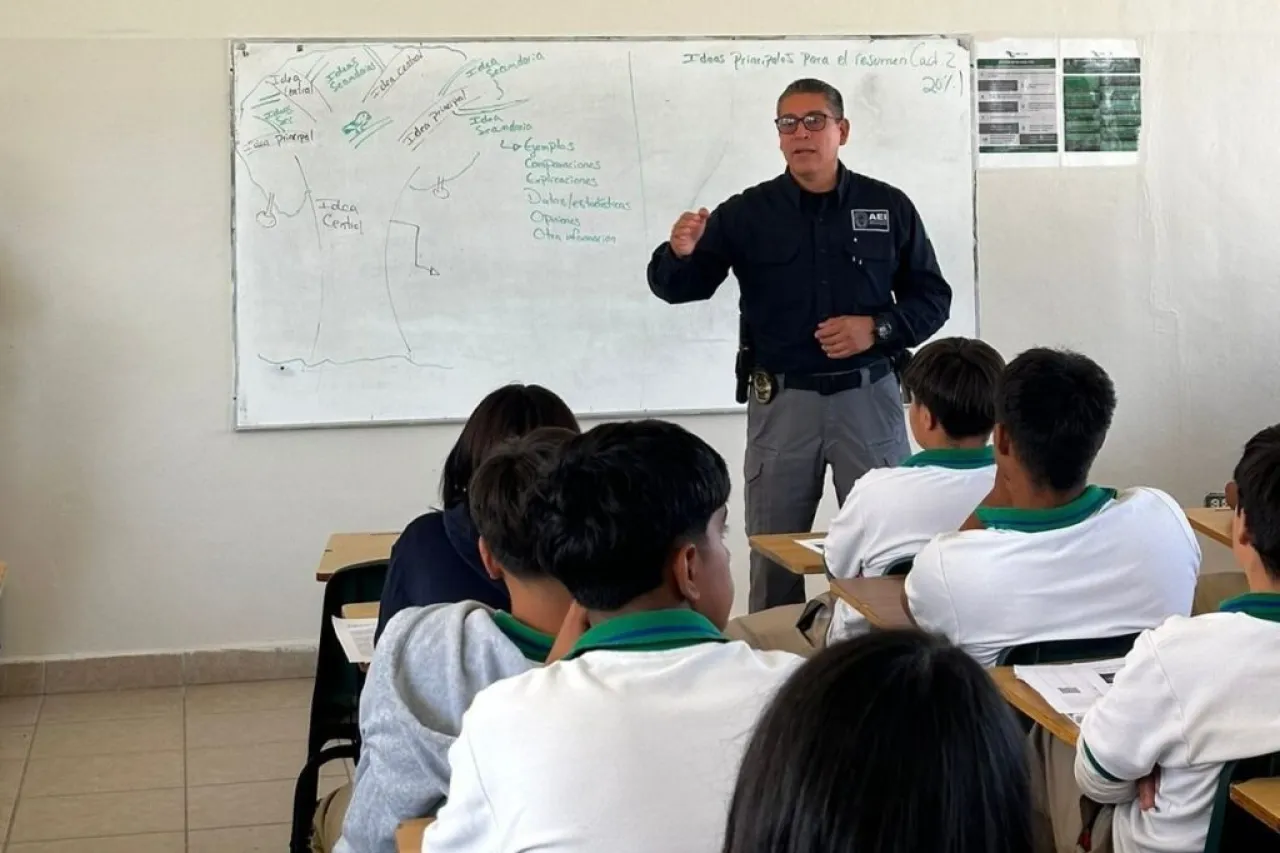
[877,320,893,339]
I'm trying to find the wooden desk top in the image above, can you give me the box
[1184,507,1233,548]
[1231,777,1280,832]
[341,601,380,620]
[990,667,1080,747]
[397,817,434,852]
[316,532,399,581]
[828,577,913,629]
[322,510,1225,583]
[748,533,826,575]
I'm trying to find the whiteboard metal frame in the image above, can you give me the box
[227,33,978,431]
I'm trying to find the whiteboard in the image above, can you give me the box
[231,37,975,428]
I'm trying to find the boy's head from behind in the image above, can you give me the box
[994,348,1116,494]
[469,426,578,586]
[1232,424,1280,587]
[532,419,735,629]
[902,337,1005,448]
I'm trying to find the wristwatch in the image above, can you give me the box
[873,314,895,344]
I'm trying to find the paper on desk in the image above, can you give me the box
[796,537,827,555]
[332,616,377,665]
[1014,658,1125,723]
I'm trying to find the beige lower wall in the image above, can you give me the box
[0,646,317,696]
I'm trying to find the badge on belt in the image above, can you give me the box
[751,369,777,404]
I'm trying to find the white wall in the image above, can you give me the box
[0,0,1273,657]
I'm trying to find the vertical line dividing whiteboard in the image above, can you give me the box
[230,35,976,429]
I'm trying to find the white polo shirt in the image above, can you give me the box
[826,446,996,643]
[905,486,1200,667]
[1075,595,1280,853]
[422,609,801,853]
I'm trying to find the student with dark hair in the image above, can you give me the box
[906,348,1199,667]
[724,337,1005,655]
[323,428,577,853]
[376,383,579,640]
[823,337,1005,642]
[423,420,801,853]
[1074,424,1280,853]
[723,630,1037,853]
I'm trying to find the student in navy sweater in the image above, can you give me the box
[375,384,579,641]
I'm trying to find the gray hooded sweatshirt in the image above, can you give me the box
[335,600,552,853]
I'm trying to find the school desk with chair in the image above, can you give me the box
[990,666,1079,746]
[316,532,399,581]
[827,576,913,629]
[746,533,827,575]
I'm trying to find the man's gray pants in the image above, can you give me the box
[746,369,910,613]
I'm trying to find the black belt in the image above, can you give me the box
[777,361,893,396]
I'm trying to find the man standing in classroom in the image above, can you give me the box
[647,78,953,612]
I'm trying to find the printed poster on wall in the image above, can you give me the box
[975,39,1060,168]
[1060,39,1142,166]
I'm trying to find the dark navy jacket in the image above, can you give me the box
[647,163,952,375]
[374,503,511,642]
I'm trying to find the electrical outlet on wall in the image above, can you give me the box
[1204,492,1228,509]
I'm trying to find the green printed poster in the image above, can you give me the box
[975,39,1060,168]
[1061,40,1141,165]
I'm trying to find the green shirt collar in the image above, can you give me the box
[492,611,555,663]
[975,486,1117,533]
[564,609,727,661]
[900,446,995,470]
[1219,592,1280,624]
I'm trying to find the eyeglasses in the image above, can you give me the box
[774,112,838,134]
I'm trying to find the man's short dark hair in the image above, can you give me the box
[1233,424,1280,579]
[996,348,1116,492]
[468,427,576,579]
[777,78,844,118]
[531,420,731,611]
[903,338,1005,440]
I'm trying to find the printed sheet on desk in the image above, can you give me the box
[332,616,377,664]
[1013,658,1125,724]
[796,537,827,556]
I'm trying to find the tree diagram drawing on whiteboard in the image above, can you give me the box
[236,44,520,368]
[231,38,975,428]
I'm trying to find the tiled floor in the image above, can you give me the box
[0,679,346,852]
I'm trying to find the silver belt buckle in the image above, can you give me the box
[751,370,776,404]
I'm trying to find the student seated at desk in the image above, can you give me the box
[376,383,579,641]
[905,348,1200,667]
[824,337,1005,644]
[423,420,801,853]
[324,428,576,853]
[727,337,1004,655]
[1074,424,1280,853]
[723,630,1036,853]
